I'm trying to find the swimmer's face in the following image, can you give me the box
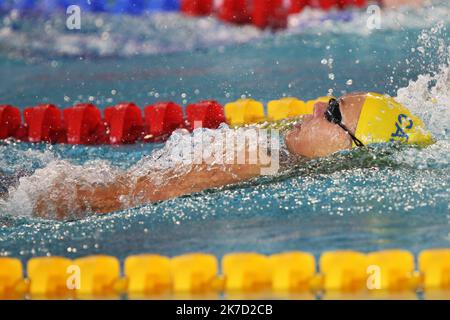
[285,93,366,158]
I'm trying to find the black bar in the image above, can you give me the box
[1,299,449,319]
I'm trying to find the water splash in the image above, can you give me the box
[1,159,122,218]
[395,52,449,140]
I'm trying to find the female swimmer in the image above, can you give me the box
[4,92,433,219]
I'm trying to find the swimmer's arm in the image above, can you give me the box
[132,163,263,203]
[129,140,273,205]
[33,163,262,218]
[34,131,276,218]
[81,163,262,213]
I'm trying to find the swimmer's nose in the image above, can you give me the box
[313,102,328,118]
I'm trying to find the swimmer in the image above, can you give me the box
[14,92,432,219]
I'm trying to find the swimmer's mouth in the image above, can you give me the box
[294,121,302,130]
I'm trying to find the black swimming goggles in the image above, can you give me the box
[325,98,364,147]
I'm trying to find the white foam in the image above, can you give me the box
[395,20,449,140]
[2,159,121,217]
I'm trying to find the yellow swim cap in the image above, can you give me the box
[354,92,434,147]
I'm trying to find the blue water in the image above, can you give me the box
[0,3,449,263]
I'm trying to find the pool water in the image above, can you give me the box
[0,3,449,263]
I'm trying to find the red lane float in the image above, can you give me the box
[144,102,184,141]
[318,0,337,10]
[0,100,229,145]
[186,100,225,130]
[289,0,308,13]
[24,104,66,143]
[351,0,367,7]
[181,0,213,15]
[217,0,251,25]
[217,0,289,30]
[64,104,108,145]
[252,0,288,30]
[187,0,368,29]
[105,103,145,144]
[0,105,21,140]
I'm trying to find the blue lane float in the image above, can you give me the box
[1,0,180,13]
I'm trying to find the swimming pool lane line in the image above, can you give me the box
[1,0,369,30]
[1,248,449,299]
[0,97,319,145]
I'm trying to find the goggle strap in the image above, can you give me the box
[337,123,365,147]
